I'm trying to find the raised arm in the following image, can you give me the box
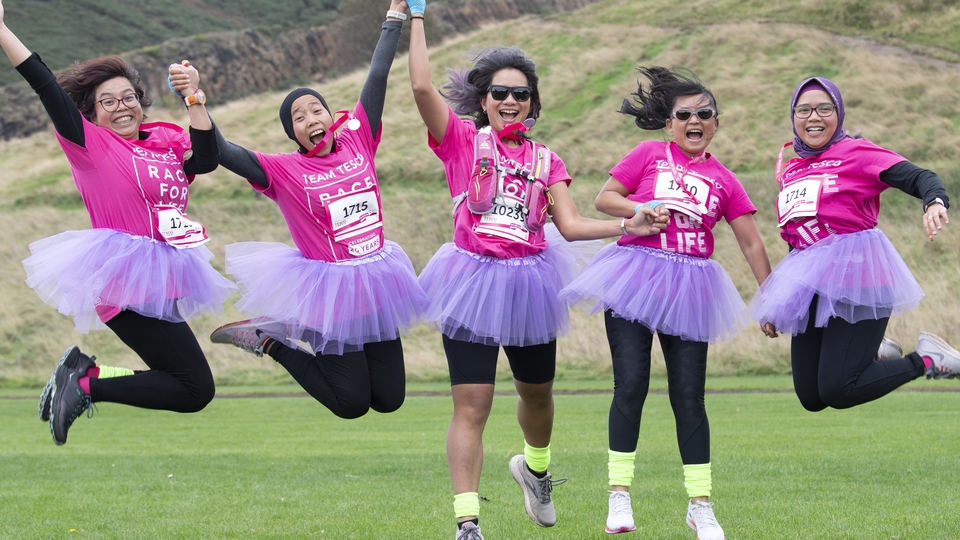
[359,0,406,136]
[0,1,85,146]
[167,61,219,176]
[408,1,450,144]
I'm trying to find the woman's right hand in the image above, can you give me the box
[168,60,200,96]
[408,0,425,15]
[624,204,669,236]
[389,0,408,14]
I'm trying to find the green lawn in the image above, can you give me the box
[2,381,959,539]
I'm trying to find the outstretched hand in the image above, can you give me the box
[0,0,6,26]
[168,60,200,96]
[624,204,669,236]
[389,0,408,13]
[923,202,948,241]
[408,0,425,15]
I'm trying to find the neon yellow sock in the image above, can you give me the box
[524,441,550,474]
[453,492,480,519]
[608,449,636,487]
[98,366,134,379]
[683,462,712,498]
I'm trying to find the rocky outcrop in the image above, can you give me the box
[0,0,600,140]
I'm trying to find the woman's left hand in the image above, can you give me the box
[922,202,949,241]
[761,322,778,338]
[168,60,200,96]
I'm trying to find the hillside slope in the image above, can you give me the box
[1,0,959,386]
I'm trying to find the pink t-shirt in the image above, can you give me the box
[429,109,572,259]
[777,137,905,249]
[253,102,384,262]
[610,141,756,258]
[57,119,194,239]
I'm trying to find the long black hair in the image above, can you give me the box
[441,47,542,128]
[620,66,716,130]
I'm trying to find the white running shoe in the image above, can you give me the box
[686,500,725,540]
[455,522,484,540]
[210,319,287,357]
[877,336,903,360]
[508,454,567,527]
[916,332,960,379]
[605,490,636,534]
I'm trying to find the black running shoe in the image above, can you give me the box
[49,346,96,445]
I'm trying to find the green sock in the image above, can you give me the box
[97,366,134,378]
[683,462,712,499]
[453,492,480,519]
[608,449,636,487]
[524,441,550,474]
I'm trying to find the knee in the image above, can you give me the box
[178,383,215,413]
[333,404,371,420]
[372,394,404,414]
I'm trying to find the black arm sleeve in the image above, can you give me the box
[358,20,403,137]
[212,123,269,188]
[15,53,85,146]
[879,161,950,210]
[182,127,219,176]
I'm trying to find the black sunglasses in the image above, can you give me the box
[488,85,532,102]
[672,108,717,122]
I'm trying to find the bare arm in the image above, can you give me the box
[595,176,641,218]
[0,2,30,67]
[549,181,667,241]
[168,61,211,131]
[729,213,778,337]
[408,14,449,144]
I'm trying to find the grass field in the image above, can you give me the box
[3,379,960,539]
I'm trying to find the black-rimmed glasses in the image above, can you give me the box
[793,103,836,119]
[672,108,716,122]
[488,85,532,102]
[98,93,141,112]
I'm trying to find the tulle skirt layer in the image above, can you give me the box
[749,229,923,335]
[225,240,427,355]
[559,243,748,343]
[418,226,598,346]
[23,229,236,333]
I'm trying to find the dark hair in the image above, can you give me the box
[441,47,541,128]
[57,55,152,122]
[619,66,716,130]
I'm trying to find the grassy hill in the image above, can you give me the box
[1,0,959,387]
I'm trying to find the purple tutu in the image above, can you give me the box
[23,229,237,333]
[225,240,427,356]
[559,243,748,343]
[419,225,594,347]
[750,229,923,335]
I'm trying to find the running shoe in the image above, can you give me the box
[605,490,636,534]
[508,454,567,527]
[49,346,97,446]
[210,319,286,357]
[686,500,725,540]
[455,522,484,540]
[916,332,960,379]
[38,373,55,422]
[877,336,903,360]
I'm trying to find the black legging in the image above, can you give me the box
[605,311,710,465]
[92,310,215,412]
[791,295,925,412]
[269,338,405,419]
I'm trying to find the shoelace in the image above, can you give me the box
[457,525,483,540]
[609,492,631,516]
[67,390,96,424]
[535,476,569,504]
[691,503,720,528]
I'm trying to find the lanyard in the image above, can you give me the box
[664,142,706,205]
[774,141,794,186]
[305,110,358,158]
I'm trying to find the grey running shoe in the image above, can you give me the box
[210,319,286,357]
[49,346,97,446]
[916,332,960,379]
[605,490,636,534]
[877,337,903,360]
[686,500,725,540]
[455,522,484,540]
[508,454,568,527]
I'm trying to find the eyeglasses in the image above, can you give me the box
[671,108,716,122]
[793,103,836,119]
[488,85,532,102]
[97,93,141,112]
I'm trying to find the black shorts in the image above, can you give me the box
[442,335,556,385]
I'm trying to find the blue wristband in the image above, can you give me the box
[408,0,425,15]
[634,202,646,214]
[647,200,665,210]
[167,76,184,99]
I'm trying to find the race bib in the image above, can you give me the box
[777,178,822,226]
[326,188,383,256]
[475,198,530,243]
[654,171,710,219]
[153,204,209,249]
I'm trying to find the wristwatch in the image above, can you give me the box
[184,89,206,107]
